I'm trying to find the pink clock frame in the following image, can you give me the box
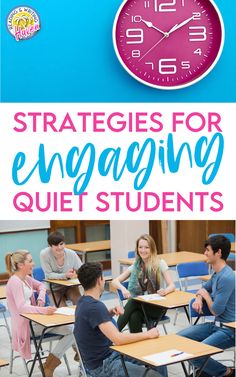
[113,0,224,89]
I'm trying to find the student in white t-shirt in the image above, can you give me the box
[112,234,175,333]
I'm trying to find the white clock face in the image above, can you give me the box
[113,0,224,89]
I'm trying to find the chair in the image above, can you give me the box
[128,251,135,258]
[117,281,170,334]
[188,298,235,373]
[10,333,72,375]
[9,270,71,375]
[0,302,12,342]
[32,266,51,306]
[73,336,91,377]
[174,261,209,325]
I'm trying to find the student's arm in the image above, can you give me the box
[7,278,56,315]
[198,275,234,316]
[99,321,159,346]
[157,269,175,296]
[111,268,132,298]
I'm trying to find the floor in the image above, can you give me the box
[0,272,234,376]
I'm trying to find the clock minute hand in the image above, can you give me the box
[141,19,166,35]
[168,15,194,35]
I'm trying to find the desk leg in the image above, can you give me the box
[183,306,190,322]
[181,357,210,377]
[120,355,129,377]
[28,321,46,377]
[140,303,152,329]
[49,283,67,308]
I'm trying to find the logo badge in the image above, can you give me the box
[7,6,40,41]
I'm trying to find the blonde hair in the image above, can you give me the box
[135,234,160,274]
[5,250,30,275]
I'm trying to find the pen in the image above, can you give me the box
[171,352,184,357]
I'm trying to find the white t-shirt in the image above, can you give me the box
[127,259,169,289]
[23,280,33,305]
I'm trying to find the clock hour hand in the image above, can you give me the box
[168,15,194,35]
[141,19,166,36]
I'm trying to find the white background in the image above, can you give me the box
[0,103,235,220]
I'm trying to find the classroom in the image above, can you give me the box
[0,220,235,377]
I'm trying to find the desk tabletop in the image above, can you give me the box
[0,359,9,367]
[44,278,80,287]
[111,334,222,367]
[223,322,236,329]
[0,286,6,300]
[21,307,75,327]
[66,240,110,253]
[119,251,207,268]
[231,242,235,253]
[134,290,195,309]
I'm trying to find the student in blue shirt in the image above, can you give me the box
[179,235,235,377]
[74,262,167,377]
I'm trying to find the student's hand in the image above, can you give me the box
[157,288,166,296]
[37,299,45,307]
[147,327,160,339]
[192,299,203,314]
[66,269,77,279]
[121,287,131,299]
[197,288,210,301]
[110,306,124,316]
[45,306,57,315]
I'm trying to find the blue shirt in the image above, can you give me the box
[203,265,235,323]
[74,295,113,370]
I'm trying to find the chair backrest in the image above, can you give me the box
[176,262,209,291]
[32,266,45,282]
[128,250,135,258]
[189,297,213,325]
[117,281,129,306]
[73,335,90,377]
[208,233,235,242]
[32,267,51,306]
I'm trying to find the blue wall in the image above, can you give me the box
[0,229,48,273]
[1,0,236,102]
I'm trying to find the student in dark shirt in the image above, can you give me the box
[74,262,167,377]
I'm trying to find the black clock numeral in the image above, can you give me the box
[126,29,144,44]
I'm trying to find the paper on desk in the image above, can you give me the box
[138,293,166,301]
[68,278,80,284]
[55,307,75,315]
[143,349,193,365]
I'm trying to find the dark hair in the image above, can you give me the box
[77,262,103,290]
[47,231,65,246]
[204,235,231,261]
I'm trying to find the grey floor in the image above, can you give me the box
[0,271,234,376]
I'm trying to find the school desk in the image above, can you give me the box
[21,308,75,377]
[111,334,222,377]
[44,278,80,307]
[134,290,195,324]
[66,240,111,263]
[119,251,207,273]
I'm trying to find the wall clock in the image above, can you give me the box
[113,0,224,89]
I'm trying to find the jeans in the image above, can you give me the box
[87,351,168,377]
[178,322,235,377]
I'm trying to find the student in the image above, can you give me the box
[178,235,235,377]
[5,250,75,377]
[74,262,167,377]
[112,234,175,332]
[40,231,82,306]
